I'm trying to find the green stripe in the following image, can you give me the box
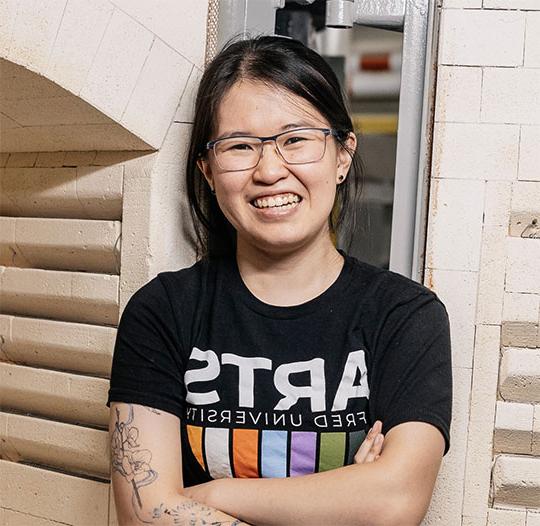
[318,432,346,472]
[347,430,367,465]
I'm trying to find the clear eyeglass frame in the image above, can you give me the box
[204,127,342,172]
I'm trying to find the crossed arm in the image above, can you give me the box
[110,403,445,526]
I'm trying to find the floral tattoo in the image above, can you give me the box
[111,404,158,513]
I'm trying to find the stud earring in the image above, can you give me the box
[338,174,344,182]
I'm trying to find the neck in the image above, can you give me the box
[235,233,344,307]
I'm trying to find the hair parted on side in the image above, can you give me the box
[186,34,364,260]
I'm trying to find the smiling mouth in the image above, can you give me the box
[250,193,302,209]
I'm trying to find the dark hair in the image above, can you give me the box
[186,35,363,260]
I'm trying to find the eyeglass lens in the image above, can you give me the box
[213,129,328,171]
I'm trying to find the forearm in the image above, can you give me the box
[115,489,250,526]
[204,462,408,526]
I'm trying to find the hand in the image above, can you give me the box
[354,420,384,464]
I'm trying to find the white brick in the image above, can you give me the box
[0,0,19,58]
[0,267,119,326]
[512,181,540,211]
[519,127,540,182]
[492,455,540,508]
[0,216,121,274]
[443,0,481,6]
[525,13,540,67]
[503,292,540,323]
[484,0,540,8]
[477,226,506,325]
[46,0,115,95]
[35,152,66,168]
[121,38,192,148]
[109,0,209,66]
[0,122,150,152]
[80,9,154,119]
[494,401,534,454]
[432,123,519,180]
[0,460,109,525]
[463,326,500,518]
[63,151,97,166]
[439,10,525,67]
[426,178,485,271]
[0,166,122,220]
[424,270,478,369]
[1,362,109,427]
[146,123,197,276]
[434,66,482,123]
[5,152,37,167]
[0,314,115,377]
[6,0,67,72]
[470,325,500,413]
[484,181,511,227]
[499,347,540,403]
[487,508,527,526]
[506,238,540,294]
[175,65,201,122]
[534,405,540,455]
[0,58,61,100]
[1,412,109,478]
[482,68,540,125]
[422,367,471,525]
[0,508,65,526]
[0,96,112,126]
[0,112,21,131]
[529,513,540,526]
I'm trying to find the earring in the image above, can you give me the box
[338,174,344,182]
[209,185,216,195]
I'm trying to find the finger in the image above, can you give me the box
[365,434,384,463]
[354,422,383,463]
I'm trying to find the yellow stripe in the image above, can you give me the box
[352,113,398,135]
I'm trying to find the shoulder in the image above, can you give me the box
[344,253,447,313]
[121,258,213,314]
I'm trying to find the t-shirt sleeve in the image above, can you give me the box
[107,275,185,419]
[370,292,453,456]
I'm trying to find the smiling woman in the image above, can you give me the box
[107,35,452,526]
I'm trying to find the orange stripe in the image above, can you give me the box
[232,428,259,477]
[187,425,205,470]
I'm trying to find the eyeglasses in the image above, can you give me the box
[204,127,342,172]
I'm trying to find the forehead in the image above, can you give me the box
[214,80,328,136]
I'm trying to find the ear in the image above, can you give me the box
[197,157,214,192]
[336,132,357,184]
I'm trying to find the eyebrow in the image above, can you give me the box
[216,122,316,140]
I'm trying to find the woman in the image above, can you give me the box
[108,36,452,526]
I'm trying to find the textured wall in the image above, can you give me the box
[0,1,206,524]
[424,1,540,525]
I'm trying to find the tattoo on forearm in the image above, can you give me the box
[112,404,158,519]
[152,502,243,526]
[112,405,244,525]
[144,406,162,415]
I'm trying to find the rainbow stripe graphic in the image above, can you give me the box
[186,425,367,479]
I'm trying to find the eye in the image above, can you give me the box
[284,135,308,146]
[219,139,258,153]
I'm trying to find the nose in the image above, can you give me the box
[252,140,289,183]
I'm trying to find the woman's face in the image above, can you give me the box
[198,79,356,256]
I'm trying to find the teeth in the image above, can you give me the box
[253,193,301,209]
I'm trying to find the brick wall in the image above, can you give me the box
[425,1,540,524]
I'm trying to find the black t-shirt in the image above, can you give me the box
[107,250,452,487]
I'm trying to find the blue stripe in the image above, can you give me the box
[261,430,288,478]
